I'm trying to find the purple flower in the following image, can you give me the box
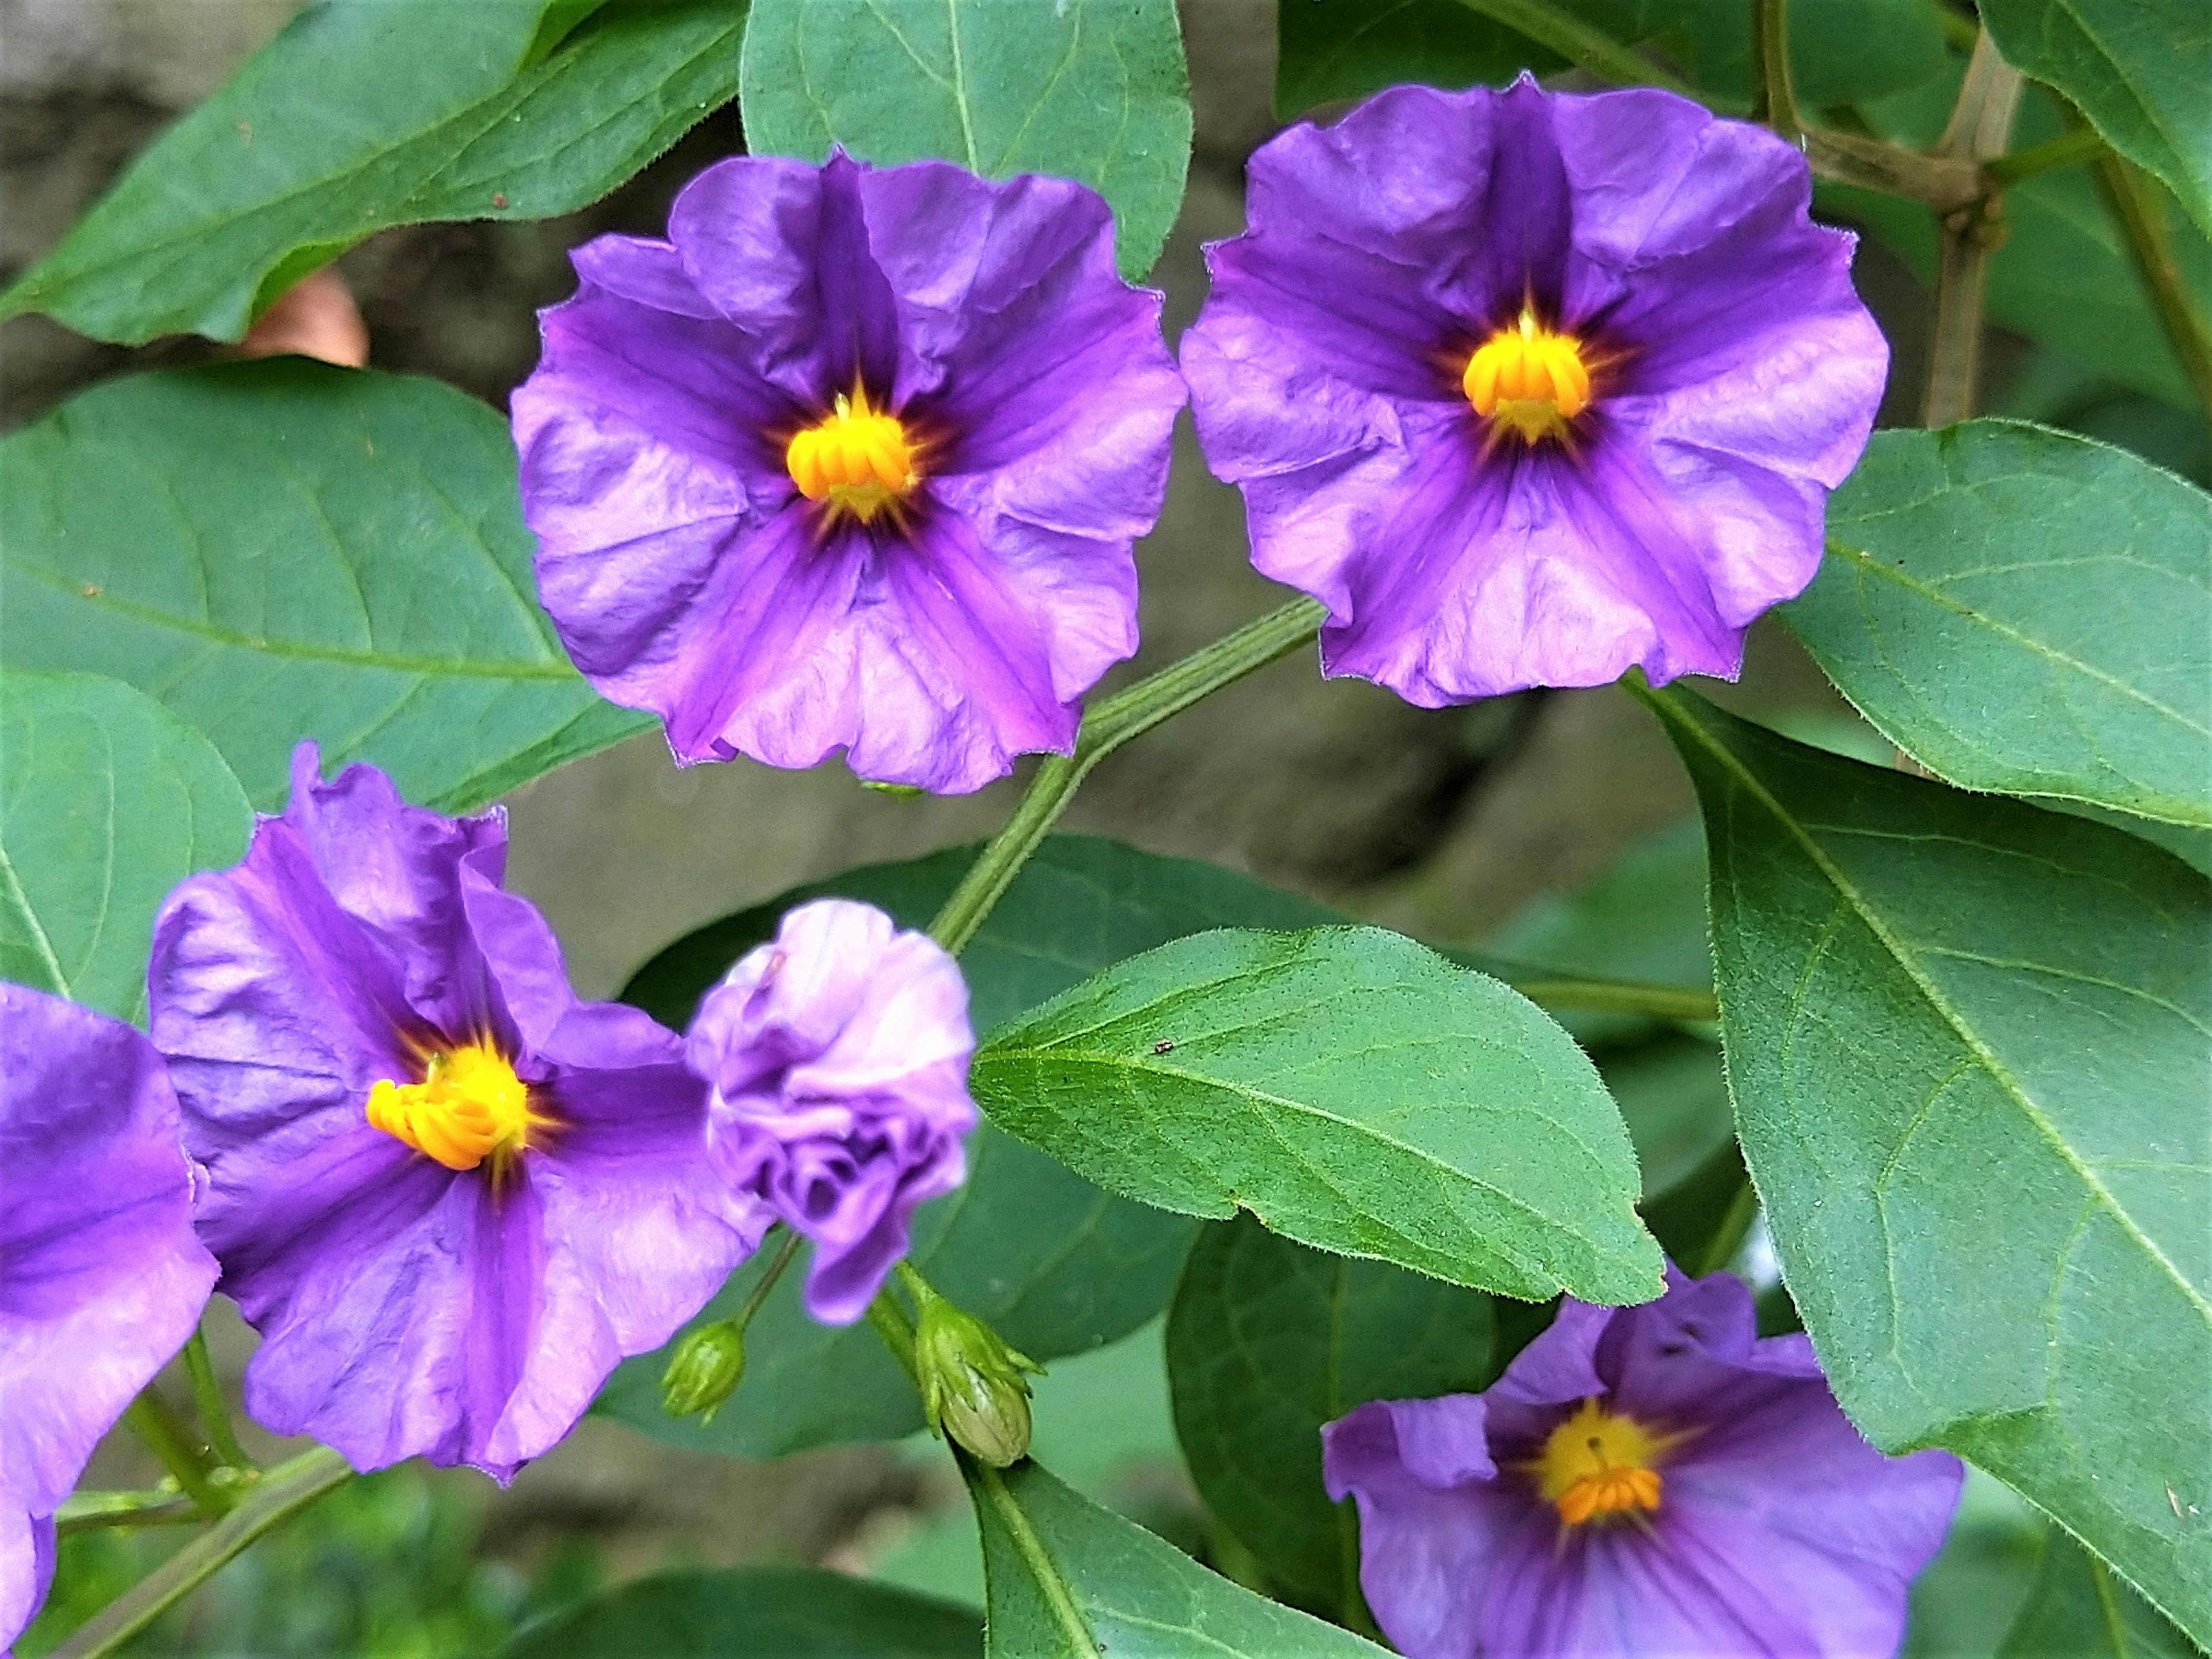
[2,987,217,1649]
[685,900,976,1325]
[146,745,770,1480]
[1323,1269,1961,1658]
[1182,78,1887,703]
[511,150,1185,796]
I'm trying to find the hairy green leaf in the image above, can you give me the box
[0,361,647,815]
[1647,687,2212,1643]
[1981,0,2212,242]
[0,673,252,1024]
[498,1566,980,1657]
[965,1457,1388,1658]
[738,0,1191,281]
[1999,1532,2199,1658]
[0,0,743,344]
[1791,422,2211,828]
[1165,1215,1495,1613]
[972,927,1663,1304]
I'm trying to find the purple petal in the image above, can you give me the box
[1,1510,55,1654]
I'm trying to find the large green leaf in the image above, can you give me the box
[1999,1532,2199,1658]
[1980,0,2212,242]
[0,0,743,346]
[1165,1215,1495,1616]
[0,361,647,815]
[1790,422,2212,828]
[497,1566,980,1657]
[971,927,1663,1304]
[737,0,1191,282]
[964,1457,1388,1658]
[1645,687,2212,1642]
[600,835,1331,1456]
[1827,82,2212,414]
[0,673,252,1024]
[1273,0,1946,118]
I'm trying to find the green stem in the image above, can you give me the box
[2093,150,2212,427]
[866,1286,919,1382]
[52,1446,353,1659]
[55,1490,202,1536]
[1749,0,1800,142]
[1499,973,1719,1024]
[927,598,1324,956]
[122,1394,228,1517]
[732,1228,806,1334]
[1983,124,2104,184]
[1451,0,1690,92]
[1696,1180,1762,1277]
[181,1331,252,1472]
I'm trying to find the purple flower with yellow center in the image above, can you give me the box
[1322,1269,1961,1658]
[2,986,218,1649]
[685,899,975,1325]
[146,745,770,1480]
[510,150,1185,796]
[1182,78,1887,703]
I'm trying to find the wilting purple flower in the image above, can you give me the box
[146,745,770,1480]
[511,150,1185,796]
[685,900,975,1325]
[1183,78,1886,703]
[1322,1268,1960,1658]
[2,987,217,1649]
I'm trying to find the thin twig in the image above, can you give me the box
[1921,31,2024,427]
[1983,125,2105,185]
[181,1331,252,1473]
[2092,151,2212,427]
[1749,0,1800,143]
[121,1394,229,1517]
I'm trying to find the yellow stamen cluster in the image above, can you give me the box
[785,385,918,524]
[1463,307,1592,444]
[1533,1397,1666,1527]
[367,1041,544,1173]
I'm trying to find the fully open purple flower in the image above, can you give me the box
[685,900,975,1325]
[2,987,217,1649]
[146,746,769,1480]
[1323,1269,1960,1658]
[511,150,1185,796]
[1183,78,1886,703]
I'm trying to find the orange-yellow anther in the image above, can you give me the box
[367,1041,543,1173]
[1463,307,1592,444]
[1535,1398,1666,1527]
[785,385,918,524]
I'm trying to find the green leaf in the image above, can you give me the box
[1980,0,2212,243]
[1999,1532,2200,1658]
[1827,83,2212,414]
[1789,421,2212,829]
[1644,687,2212,1643]
[1272,0,1947,118]
[600,835,1332,1456]
[971,926,1664,1304]
[497,1565,980,1657]
[964,1457,1389,1658]
[0,0,743,346]
[0,361,648,815]
[0,672,253,1024]
[737,0,1191,282]
[1165,1215,1495,1614]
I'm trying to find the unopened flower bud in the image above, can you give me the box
[914,1295,1040,1468]
[660,1320,745,1426]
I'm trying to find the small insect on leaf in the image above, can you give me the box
[1153,1039,1175,1055]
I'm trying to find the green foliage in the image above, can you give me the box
[1165,1215,1496,1616]
[1980,0,2212,241]
[1645,687,2212,1645]
[1790,421,2211,829]
[0,672,251,1024]
[964,1457,1388,1658]
[738,0,1191,282]
[1999,1532,2200,1658]
[971,926,1663,1304]
[1273,0,1948,116]
[0,0,743,344]
[498,1567,981,1657]
[0,361,647,815]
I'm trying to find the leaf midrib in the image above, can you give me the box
[1665,697,2212,1324]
